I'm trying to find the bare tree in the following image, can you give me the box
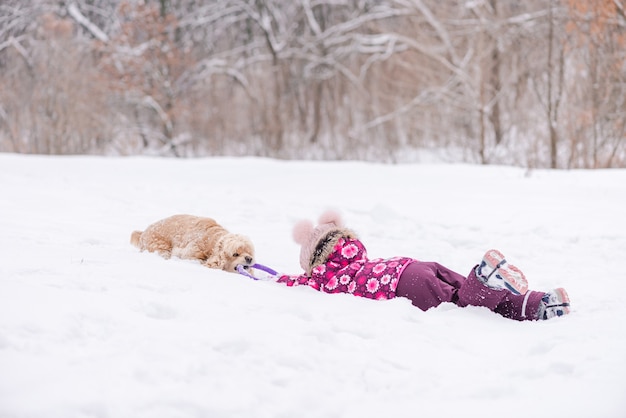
[563,0,626,168]
[1,0,624,167]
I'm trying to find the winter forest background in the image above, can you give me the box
[1,0,625,168]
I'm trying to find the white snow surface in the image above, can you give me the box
[1,154,625,418]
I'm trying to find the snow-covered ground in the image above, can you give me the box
[1,153,625,418]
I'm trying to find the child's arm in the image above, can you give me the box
[276,273,321,291]
[276,273,307,286]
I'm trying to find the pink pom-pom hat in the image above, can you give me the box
[293,210,357,275]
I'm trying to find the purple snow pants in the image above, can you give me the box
[395,261,545,321]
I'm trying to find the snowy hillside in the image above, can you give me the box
[1,154,625,418]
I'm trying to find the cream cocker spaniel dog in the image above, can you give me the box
[131,214,255,273]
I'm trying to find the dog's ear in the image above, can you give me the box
[204,238,226,269]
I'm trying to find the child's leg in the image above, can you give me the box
[493,287,571,320]
[396,261,465,311]
[456,266,546,321]
[493,290,546,321]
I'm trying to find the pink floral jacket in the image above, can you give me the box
[277,237,414,300]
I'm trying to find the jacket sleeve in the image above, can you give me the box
[276,273,321,291]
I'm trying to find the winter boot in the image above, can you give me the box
[537,288,571,320]
[475,249,529,295]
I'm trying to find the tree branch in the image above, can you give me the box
[67,3,109,43]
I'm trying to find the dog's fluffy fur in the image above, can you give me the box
[130,214,255,272]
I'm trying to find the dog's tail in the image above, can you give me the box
[130,230,143,248]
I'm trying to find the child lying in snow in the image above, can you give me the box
[274,210,570,321]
